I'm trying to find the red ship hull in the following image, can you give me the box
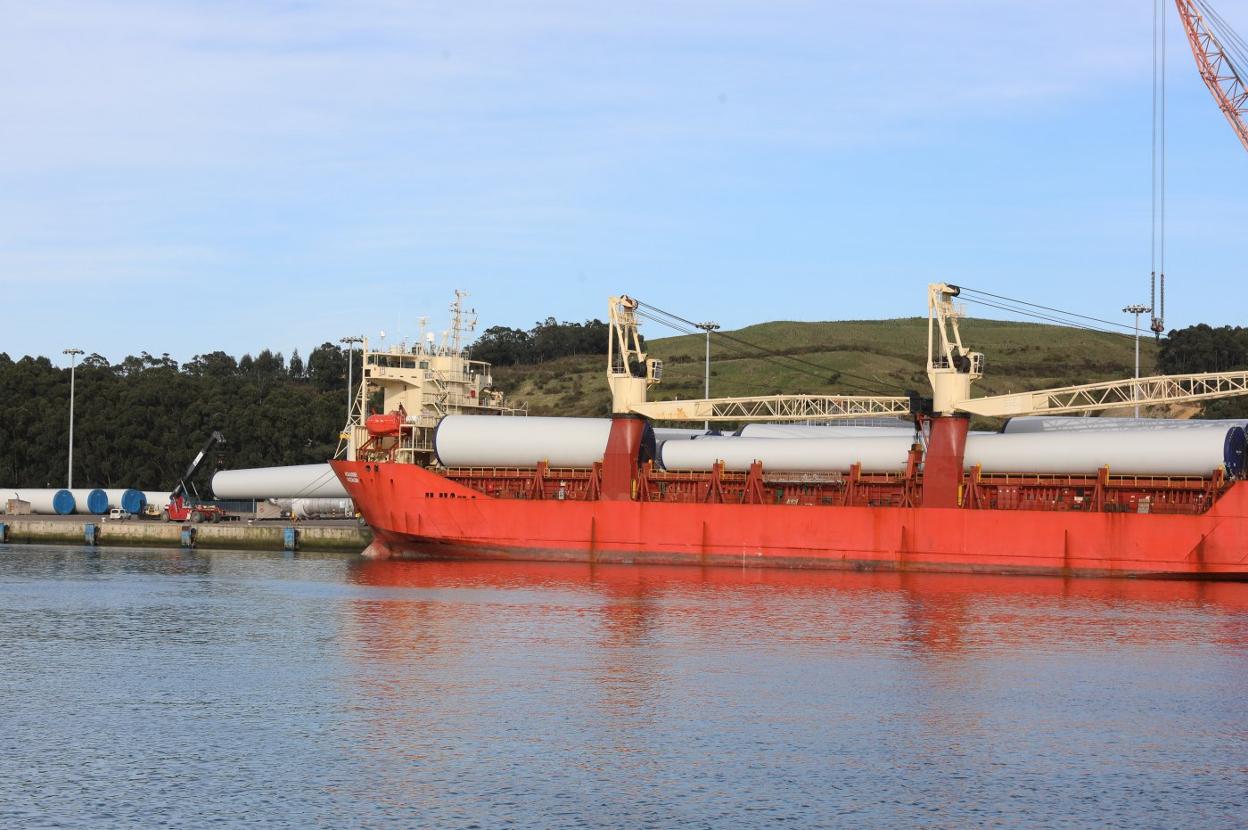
[331,459,1248,579]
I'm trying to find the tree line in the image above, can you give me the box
[0,344,359,491]
[468,318,637,366]
[2,320,1244,490]
[1158,323,1248,418]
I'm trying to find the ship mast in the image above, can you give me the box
[607,295,663,414]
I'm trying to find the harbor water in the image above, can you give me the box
[1,545,1245,828]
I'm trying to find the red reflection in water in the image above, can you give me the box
[332,559,1248,821]
[346,559,1248,653]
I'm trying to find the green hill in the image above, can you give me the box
[491,317,1160,425]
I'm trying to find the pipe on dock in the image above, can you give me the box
[1,488,76,515]
[290,498,354,518]
[211,464,348,499]
[143,491,173,510]
[69,488,109,515]
[102,488,147,514]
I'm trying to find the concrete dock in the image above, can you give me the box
[0,516,372,553]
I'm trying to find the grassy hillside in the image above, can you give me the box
[491,317,1160,426]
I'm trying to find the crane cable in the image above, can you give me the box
[632,307,897,397]
[955,287,1139,333]
[1151,0,1168,337]
[636,302,906,395]
[1196,1,1248,71]
[632,302,906,397]
[956,296,1137,339]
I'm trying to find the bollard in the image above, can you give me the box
[84,523,98,546]
[180,525,196,548]
[283,526,299,551]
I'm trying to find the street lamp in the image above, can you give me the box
[62,347,83,487]
[1123,304,1151,418]
[339,336,364,421]
[695,322,720,430]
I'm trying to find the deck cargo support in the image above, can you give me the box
[922,415,970,508]
[603,415,647,500]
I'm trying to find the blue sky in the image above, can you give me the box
[2,0,1245,365]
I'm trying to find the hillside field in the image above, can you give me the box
[491,317,1161,427]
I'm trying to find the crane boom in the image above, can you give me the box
[1176,0,1248,153]
[609,285,1248,423]
[629,394,913,423]
[171,430,225,500]
[955,369,1248,417]
[631,369,1248,422]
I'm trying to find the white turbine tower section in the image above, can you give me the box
[212,464,349,499]
[434,416,619,469]
[659,435,917,473]
[69,488,108,515]
[1,488,76,515]
[1003,416,1248,433]
[143,492,173,510]
[290,498,355,518]
[964,429,1245,476]
[737,423,916,439]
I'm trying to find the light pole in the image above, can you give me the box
[695,322,720,431]
[1123,304,1150,418]
[62,347,83,487]
[339,336,364,421]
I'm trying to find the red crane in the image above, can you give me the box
[1175,0,1248,153]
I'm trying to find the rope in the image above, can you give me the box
[633,303,904,396]
[956,297,1135,339]
[1153,0,1163,329]
[956,287,1138,332]
[633,308,894,397]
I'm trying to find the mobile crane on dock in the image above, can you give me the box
[165,431,232,523]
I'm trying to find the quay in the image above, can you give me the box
[0,515,371,553]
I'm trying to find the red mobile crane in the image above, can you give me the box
[165,431,231,523]
[1176,0,1248,154]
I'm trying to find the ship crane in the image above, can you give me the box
[616,284,1248,423]
[610,283,1248,507]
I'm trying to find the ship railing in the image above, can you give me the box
[963,467,1228,515]
[972,471,1215,489]
[444,466,597,478]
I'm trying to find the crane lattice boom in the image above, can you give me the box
[956,369,1248,417]
[629,394,913,423]
[611,285,1248,423]
[1176,0,1248,153]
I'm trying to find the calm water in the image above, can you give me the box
[0,545,1245,829]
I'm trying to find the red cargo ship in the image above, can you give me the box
[331,417,1248,579]
[331,288,1248,580]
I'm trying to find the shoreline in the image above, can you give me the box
[0,516,371,554]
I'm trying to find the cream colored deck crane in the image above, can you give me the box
[611,284,1248,421]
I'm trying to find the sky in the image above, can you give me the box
[1,0,1245,366]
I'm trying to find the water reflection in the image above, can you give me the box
[348,558,1248,653]
[2,547,1245,828]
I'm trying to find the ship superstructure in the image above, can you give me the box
[343,290,521,465]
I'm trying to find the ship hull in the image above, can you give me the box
[331,460,1248,579]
